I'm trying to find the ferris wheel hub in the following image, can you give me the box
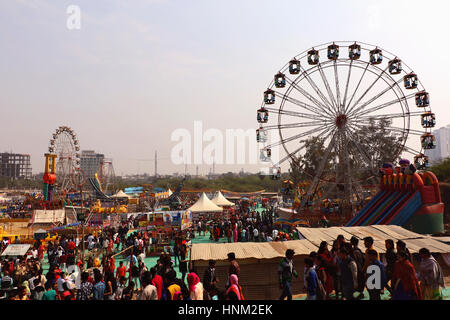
[335,114,348,129]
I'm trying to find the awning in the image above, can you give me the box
[1,244,32,256]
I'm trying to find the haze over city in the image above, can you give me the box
[1,0,450,175]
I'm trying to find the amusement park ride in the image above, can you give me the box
[257,41,437,215]
[32,126,82,210]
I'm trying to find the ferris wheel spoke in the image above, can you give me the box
[344,63,369,114]
[264,124,330,149]
[261,120,332,131]
[350,93,416,119]
[354,109,420,122]
[340,131,354,200]
[334,60,342,112]
[265,107,327,122]
[347,77,404,118]
[352,122,421,136]
[317,64,339,114]
[344,127,377,173]
[284,79,335,118]
[346,64,390,116]
[274,126,334,167]
[298,67,337,115]
[403,145,422,156]
[347,122,406,162]
[273,90,332,119]
[300,130,338,210]
[342,60,353,111]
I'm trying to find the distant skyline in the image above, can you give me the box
[1,0,450,175]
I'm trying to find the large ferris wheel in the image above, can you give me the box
[257,41,437,206]
[48,126,81,194]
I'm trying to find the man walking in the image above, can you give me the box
[227,252,240,287]
[304,257,318,300]
[338,248,358,300]
[366,249,386,300]
[278,249,298,300]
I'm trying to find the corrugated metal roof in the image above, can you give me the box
[190,239,317,262]
[432,237,450,244]
[296,225,450,254]
[191,226,450,262]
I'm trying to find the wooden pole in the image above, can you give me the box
[81,186,85,266]
[111,245,134,259]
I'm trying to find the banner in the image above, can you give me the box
[181,210,192,230]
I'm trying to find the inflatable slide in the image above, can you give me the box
[346,170,444,234]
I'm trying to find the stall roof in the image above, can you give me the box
[31,209,65,224]
[1,244,32,256]
[191,239,318,261]
[191,226,450,263]
[296,225,450,254]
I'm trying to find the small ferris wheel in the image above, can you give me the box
[256,41,436,206]
[48,126,81,194]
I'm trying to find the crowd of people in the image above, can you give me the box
[0,230,247,301]
[278,235,446,300]
[195,205,300,243]
[0,197,447,301]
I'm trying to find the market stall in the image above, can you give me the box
[188,193,223,221]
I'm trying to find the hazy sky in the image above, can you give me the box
[1,0,449,175]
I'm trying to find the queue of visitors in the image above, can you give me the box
[278,235,446,300]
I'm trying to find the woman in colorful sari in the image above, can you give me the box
[318,241,333,264]
[187,272,204,300]
[226,274,245,300]
[392,250,422,300]
[314,255,334,299]
[418,248,445,300]
[232,224,238,243]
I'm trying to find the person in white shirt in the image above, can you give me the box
[87,234,95,250]
[272,229,279,239]
[138,271,158,300]
[31,248,38,259]
[57,272,66,295]
[253,228,259,242]
[138,251,146,263]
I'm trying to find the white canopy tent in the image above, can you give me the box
[211,191,234,207]
[168,189,173,196]
[189,193,223,213]
[111,190,131,199]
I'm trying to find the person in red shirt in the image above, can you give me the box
[38,245,44,261]
[54,266,61,281]
[150,267,163,300]
[61,282,74,300]
[67,239,76,252]
[116,261,127,280]
[108,256,115,274]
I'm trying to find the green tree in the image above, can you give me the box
[430,158,450,182]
